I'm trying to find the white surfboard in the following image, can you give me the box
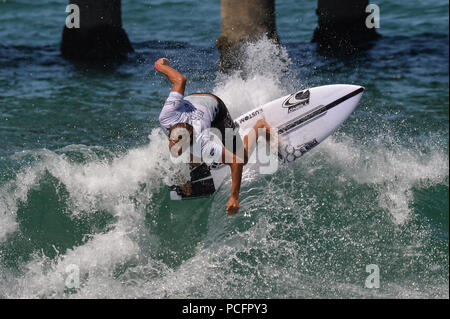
[169,84,364,200]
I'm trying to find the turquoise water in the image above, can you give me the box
[0,0,448,298]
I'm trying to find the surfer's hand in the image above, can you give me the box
[154,57,170,71]
[226,197,240,215]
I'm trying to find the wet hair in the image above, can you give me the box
[169,122,194,146]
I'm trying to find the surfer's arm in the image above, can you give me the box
[222,148,245,215]
[154,58,186,95]
[227,162,243,215]
[197,135,243,215]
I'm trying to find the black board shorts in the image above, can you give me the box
[192,93,243,156]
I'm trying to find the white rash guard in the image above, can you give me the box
[159,91,223,163]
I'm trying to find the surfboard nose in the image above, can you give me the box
[356,85,365,97]
[347,85,365,102]
[328,84,365,96]
[350,85,365,105]
[348,84,365,92]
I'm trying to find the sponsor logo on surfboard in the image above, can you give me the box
[238,108,263,124]
[282,90,310,113]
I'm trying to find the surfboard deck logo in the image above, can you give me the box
[282,90,310,113]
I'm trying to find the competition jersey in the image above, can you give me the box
[159,91,223,162]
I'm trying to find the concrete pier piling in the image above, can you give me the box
[312,0,380,54]
[216,0,279,72]
[61,0,133,61]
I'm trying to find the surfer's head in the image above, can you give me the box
[168,122,193,157]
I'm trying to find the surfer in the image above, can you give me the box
[155,57,274,215]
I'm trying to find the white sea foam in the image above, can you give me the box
[213,36,294,118]
[0,129,191,297]
[316,135,449,225]
[0,162,44,242]
[12,227,139,298]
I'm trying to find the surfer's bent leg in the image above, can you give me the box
[243,119,275,160]
[154,58,186,95]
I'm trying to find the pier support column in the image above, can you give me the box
[216,0,279,72]
[312,0,380,54]
[61,0,133,61]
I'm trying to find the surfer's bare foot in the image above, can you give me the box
[154,57,170,71]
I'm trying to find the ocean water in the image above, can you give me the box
[0,0,448,298]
